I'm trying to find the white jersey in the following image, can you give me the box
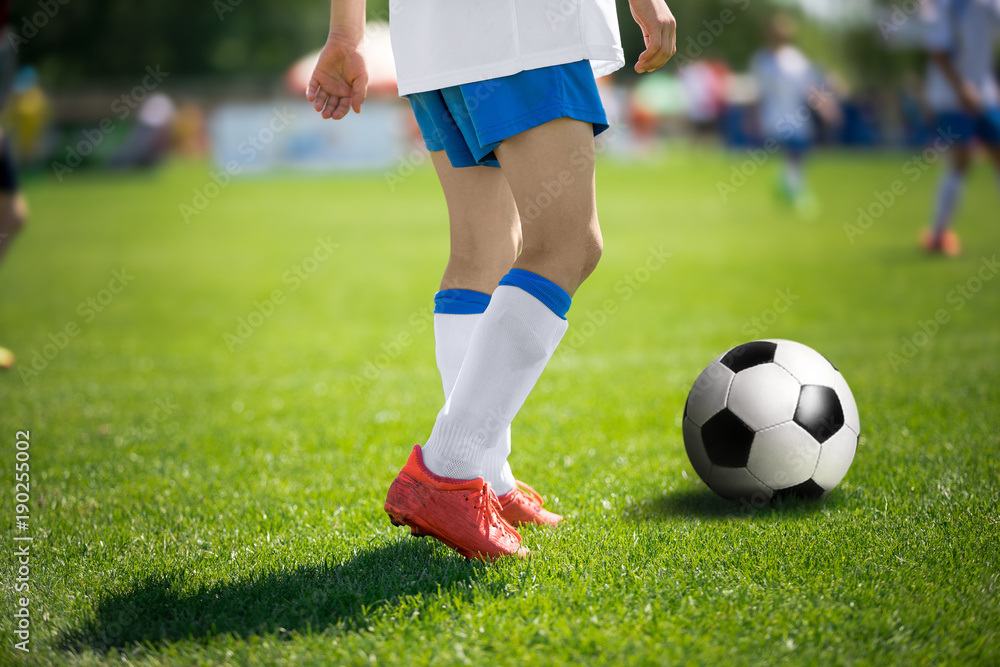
[750,45,820,140]
[922,0,1000,111]
[389,0,624,96]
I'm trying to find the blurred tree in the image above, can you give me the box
[12,0,331,83]
[8,0,945,87]
[617,0,775,76]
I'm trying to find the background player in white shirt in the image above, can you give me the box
[307,0,676,560]
[750,14,841,216]
[921,0,1000,255]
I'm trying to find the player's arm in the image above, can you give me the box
[307,0,369,120]
[929,50,981,114]
[806,70,843,127]
[629,0,677,73]
[921,0,980,114]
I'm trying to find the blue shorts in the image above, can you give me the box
[935,109,1000,146]
[407,60,609,169]
[779,136,811,159]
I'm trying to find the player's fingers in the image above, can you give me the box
[636,35,675,72]
[313,89,330,114]
[636,46,666,73]
[635,49,653,73]
[635,23,662,73]
[329,96,352,120]
[319,95,336,119]
[351,72,369,114]
[306,76,321,103]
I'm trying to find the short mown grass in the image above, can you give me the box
[1,148,997,665]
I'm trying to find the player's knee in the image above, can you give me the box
[578,230,603,282]
[511,227,523,258]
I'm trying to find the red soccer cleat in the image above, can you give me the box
[497,480,563,527]
[921,227,961,257]
[385,445,528,561]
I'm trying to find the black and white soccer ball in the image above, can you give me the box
[682,340,860,503]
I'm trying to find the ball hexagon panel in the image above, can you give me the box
[745,421,820,490]
[682,416,713,482]
[684,360,735,428]
[727,362,801,431]
[793,385,844,444]
[768,338,841,387]
[811,425,859,491]
[709,465,772,502]
[832,372,861,435]
[701,408,755,467]
[721,340,777,373]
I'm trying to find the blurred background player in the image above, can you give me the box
[679,58,728,145]
[751,13,841,217]
[108,92,176,170]
[308,0,676,560]
[0,0,26,370]
[920,0,1000,256]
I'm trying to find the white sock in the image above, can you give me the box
[932,167,963,236]
[434,312,479,398]
[785,160,804,194]
[434,312,516,495]
[423,285,568,482]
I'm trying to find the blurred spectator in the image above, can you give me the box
[750,13,842,217]
[679,59,729,143]
[2,66,52,166]
[919,0,1000,256]
[109,92,176,169]
[630,72,686,150]
[172,101,208,159]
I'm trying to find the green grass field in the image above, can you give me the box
[1,149,998,665]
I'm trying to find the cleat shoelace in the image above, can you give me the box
[469,481,520,539]
[513,480,545,509]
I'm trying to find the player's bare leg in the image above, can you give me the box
[426,151,561,525]
[924,144,970,256]
[429,151,520,495]
[416,117,600,502]
[431,151,520,293]
[0,193,24,368]
[386,119,598,556]
[495,117,603,295]
[0,191,26,264]
[985,143,1000,195]
[0,132,26,369]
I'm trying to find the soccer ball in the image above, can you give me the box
[682,339,860,503]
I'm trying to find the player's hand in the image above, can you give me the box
[628,0,677,73]
[808,85,843,128]
[306,31,368,120]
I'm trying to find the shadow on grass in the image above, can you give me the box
[629,488,833,522]
[61,538,486,653]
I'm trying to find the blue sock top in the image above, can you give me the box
[434,289,492,315]
[499,269,572,319]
